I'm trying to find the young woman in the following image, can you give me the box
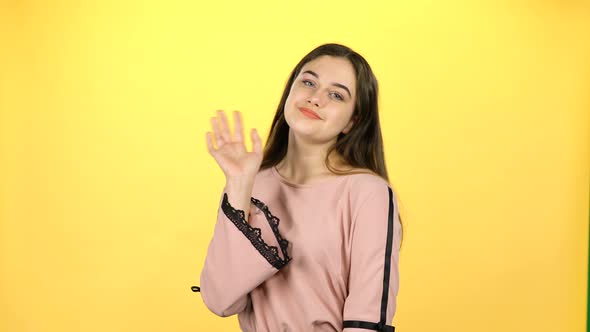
[194,43,403,332]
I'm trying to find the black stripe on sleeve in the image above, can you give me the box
[342,186,396,332]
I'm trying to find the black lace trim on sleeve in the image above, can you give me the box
[221,193,291,269]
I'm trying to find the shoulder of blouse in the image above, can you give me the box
[348,171,391,193]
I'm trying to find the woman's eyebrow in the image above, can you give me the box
[301,70,352,98]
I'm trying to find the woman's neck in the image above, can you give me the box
[275,150,350,184]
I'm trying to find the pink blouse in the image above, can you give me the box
[195,166,402,332]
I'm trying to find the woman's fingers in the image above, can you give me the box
[211,116,223,147]
[232,111,244,142]
[251,128,262,154]
[209,110,256,156]
[216,110,232,143]
[206,132,215,155]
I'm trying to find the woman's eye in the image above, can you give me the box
[301,80,343,101]
[330,92,344,101]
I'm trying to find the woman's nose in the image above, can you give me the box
[307,90,323,106]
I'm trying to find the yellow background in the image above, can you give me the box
[1,0,589,331]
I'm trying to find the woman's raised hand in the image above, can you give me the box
[206,110,263,181]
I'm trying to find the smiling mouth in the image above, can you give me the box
[298,107,321,119]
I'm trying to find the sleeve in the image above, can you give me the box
[198,189,291,317]
[342,184,401,332]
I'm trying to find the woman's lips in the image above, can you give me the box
[298,107,321,119]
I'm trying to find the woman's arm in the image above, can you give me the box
[224,177,255,223]
[199,186,291,317]
[342,183,401,332]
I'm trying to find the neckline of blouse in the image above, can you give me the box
[270,165,347,189]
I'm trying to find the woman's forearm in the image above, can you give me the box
[224,177,255,223]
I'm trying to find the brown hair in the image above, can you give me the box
[260,43,404,249]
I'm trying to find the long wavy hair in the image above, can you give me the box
[260,43,403,249]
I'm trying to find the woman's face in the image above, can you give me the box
[284,55,356,144]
